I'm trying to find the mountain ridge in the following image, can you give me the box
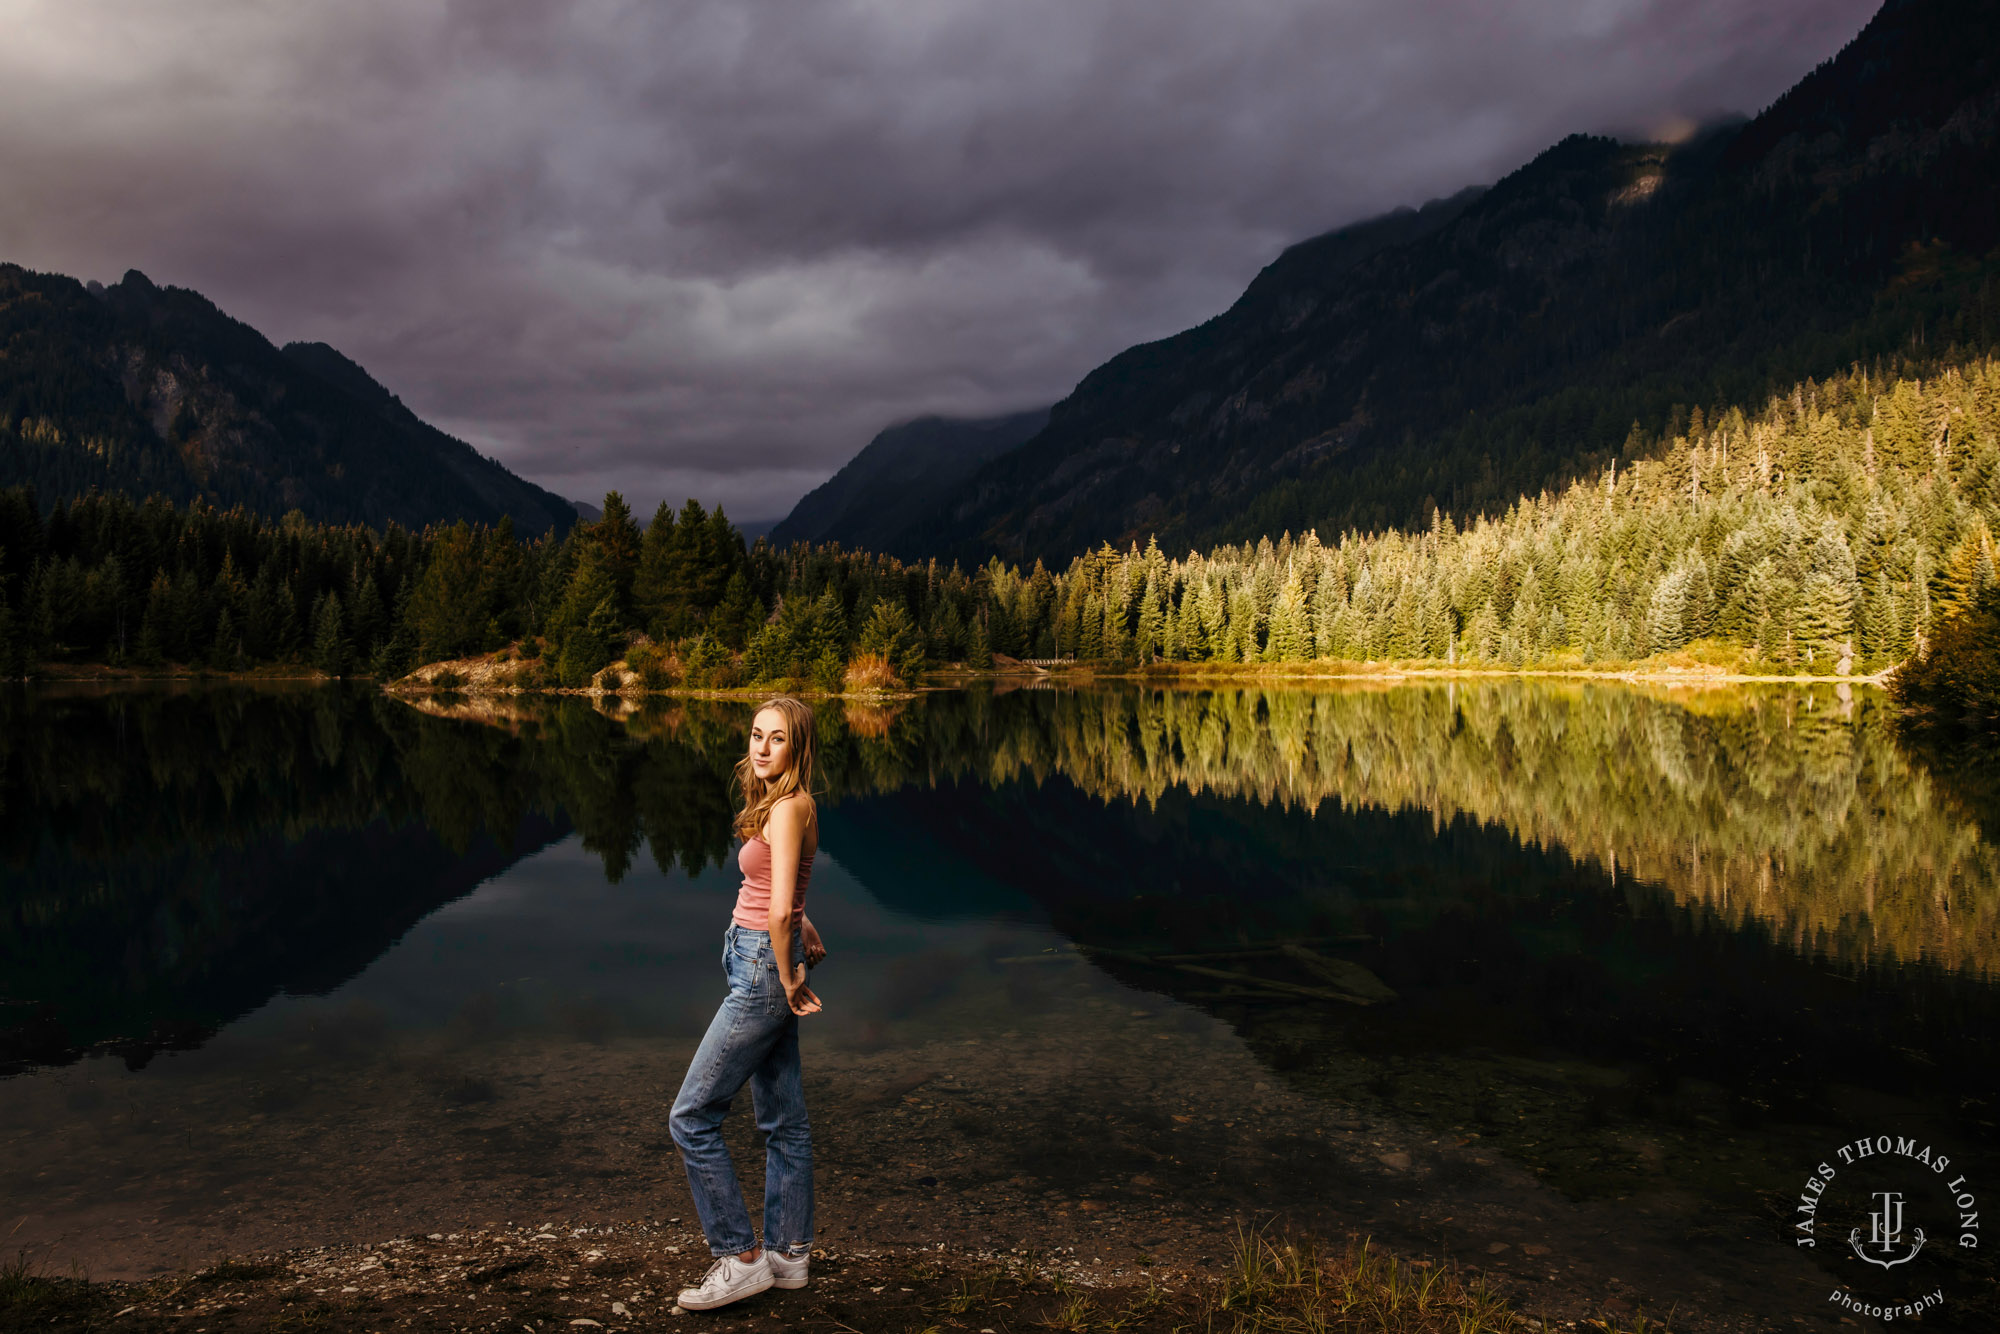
[898,0,2000,565]
[0,265,577,536]
[770,406,1050,554]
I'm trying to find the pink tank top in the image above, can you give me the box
[732,834,815,931]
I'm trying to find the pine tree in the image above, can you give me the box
[660,499,713,636]
[634,500,678,635]
[246,561,285,660]
[560,492,642,636]
[1797,572,1854,665]
[805,588,848,665]
[1136,574,1167,663]
[556,594,620,686]
[310,591,351,677]
[985,571,1022,658]
[810,646,846,693]
[1264,566,1308,661]
[407,522,492,660]
[1421,585,1451,658]
[1216,584,1246,662]
[856,599,925,680]
[1176,588,1207,661]
[0,593,22,678]
[168,568,203,661]
[1057,584,1086,658]
[372,578,420,679]
[210,607,242,670]
[965,609,993,669]
[1310,559,1342,659]
[1389,582,1425,659]
[1101,587,1132,664]
[1249,549,1278,644]
[1465,601,1500,662]
[1198,579,1228,662]
[1684,557,1716,640]
[709,569,763,649]
[1936,521,1996,621]
[1079,592,1105,660]
[137,572,171,665]
[1646,569,1690,654]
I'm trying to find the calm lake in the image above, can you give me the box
[3,680,1997,1328]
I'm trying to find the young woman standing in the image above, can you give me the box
[670,696,828,1311]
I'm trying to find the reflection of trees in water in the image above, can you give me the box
[386,681,2000,974]
[0,687,570,1070]
[414,681,2000,975]
[914,683,1999,976]
[8,678,1996,1072]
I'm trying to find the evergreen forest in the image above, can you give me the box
[4,358,1999,697]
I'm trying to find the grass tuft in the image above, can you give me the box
[0,1250,117,1328]
[843,652,903,693]
[1183,1226,1560,1333]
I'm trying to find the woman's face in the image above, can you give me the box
[749,708,792,781]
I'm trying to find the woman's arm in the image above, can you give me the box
[765,796,821,1016]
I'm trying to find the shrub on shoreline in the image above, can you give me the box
[1890,587,2000,735]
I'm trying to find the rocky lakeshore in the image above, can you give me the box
[1,1224,1509,1334]
[4,994,1833,1332]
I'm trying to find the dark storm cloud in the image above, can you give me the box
[0,0,1878,520]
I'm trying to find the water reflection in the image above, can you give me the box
[8,681,1999,1068]
[0,686,572,1073]
[3,680,1997,1316]
[430,680,2000,973]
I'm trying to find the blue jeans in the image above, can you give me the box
[669,923,814,1258]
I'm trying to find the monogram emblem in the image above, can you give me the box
[1847,1190,1926,1269]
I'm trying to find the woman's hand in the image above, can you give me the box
[781,963,822,1016]
[801,918,827,968]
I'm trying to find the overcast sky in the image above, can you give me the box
[0,0,1878,523]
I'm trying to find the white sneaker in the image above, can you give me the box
[676,1253,773,1311]
[767,1249,810,1290]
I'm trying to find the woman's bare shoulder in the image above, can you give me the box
[768,790,816,826]
[769,791,817,849]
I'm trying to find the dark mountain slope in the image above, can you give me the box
[909,0,2000,565]
[0,266,577,535]
[771,406,1049,554]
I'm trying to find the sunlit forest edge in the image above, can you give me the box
[3,357,1998,722]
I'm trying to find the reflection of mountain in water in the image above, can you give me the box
[3,816,567,1073]
[0,688,572,1073]
[815,800,1033,923]
[830,770,2000,1161]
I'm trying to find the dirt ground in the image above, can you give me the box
[3,990,1861,1333]
[0,1225,1547,1334]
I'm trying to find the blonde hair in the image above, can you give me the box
[733,695,818,841]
